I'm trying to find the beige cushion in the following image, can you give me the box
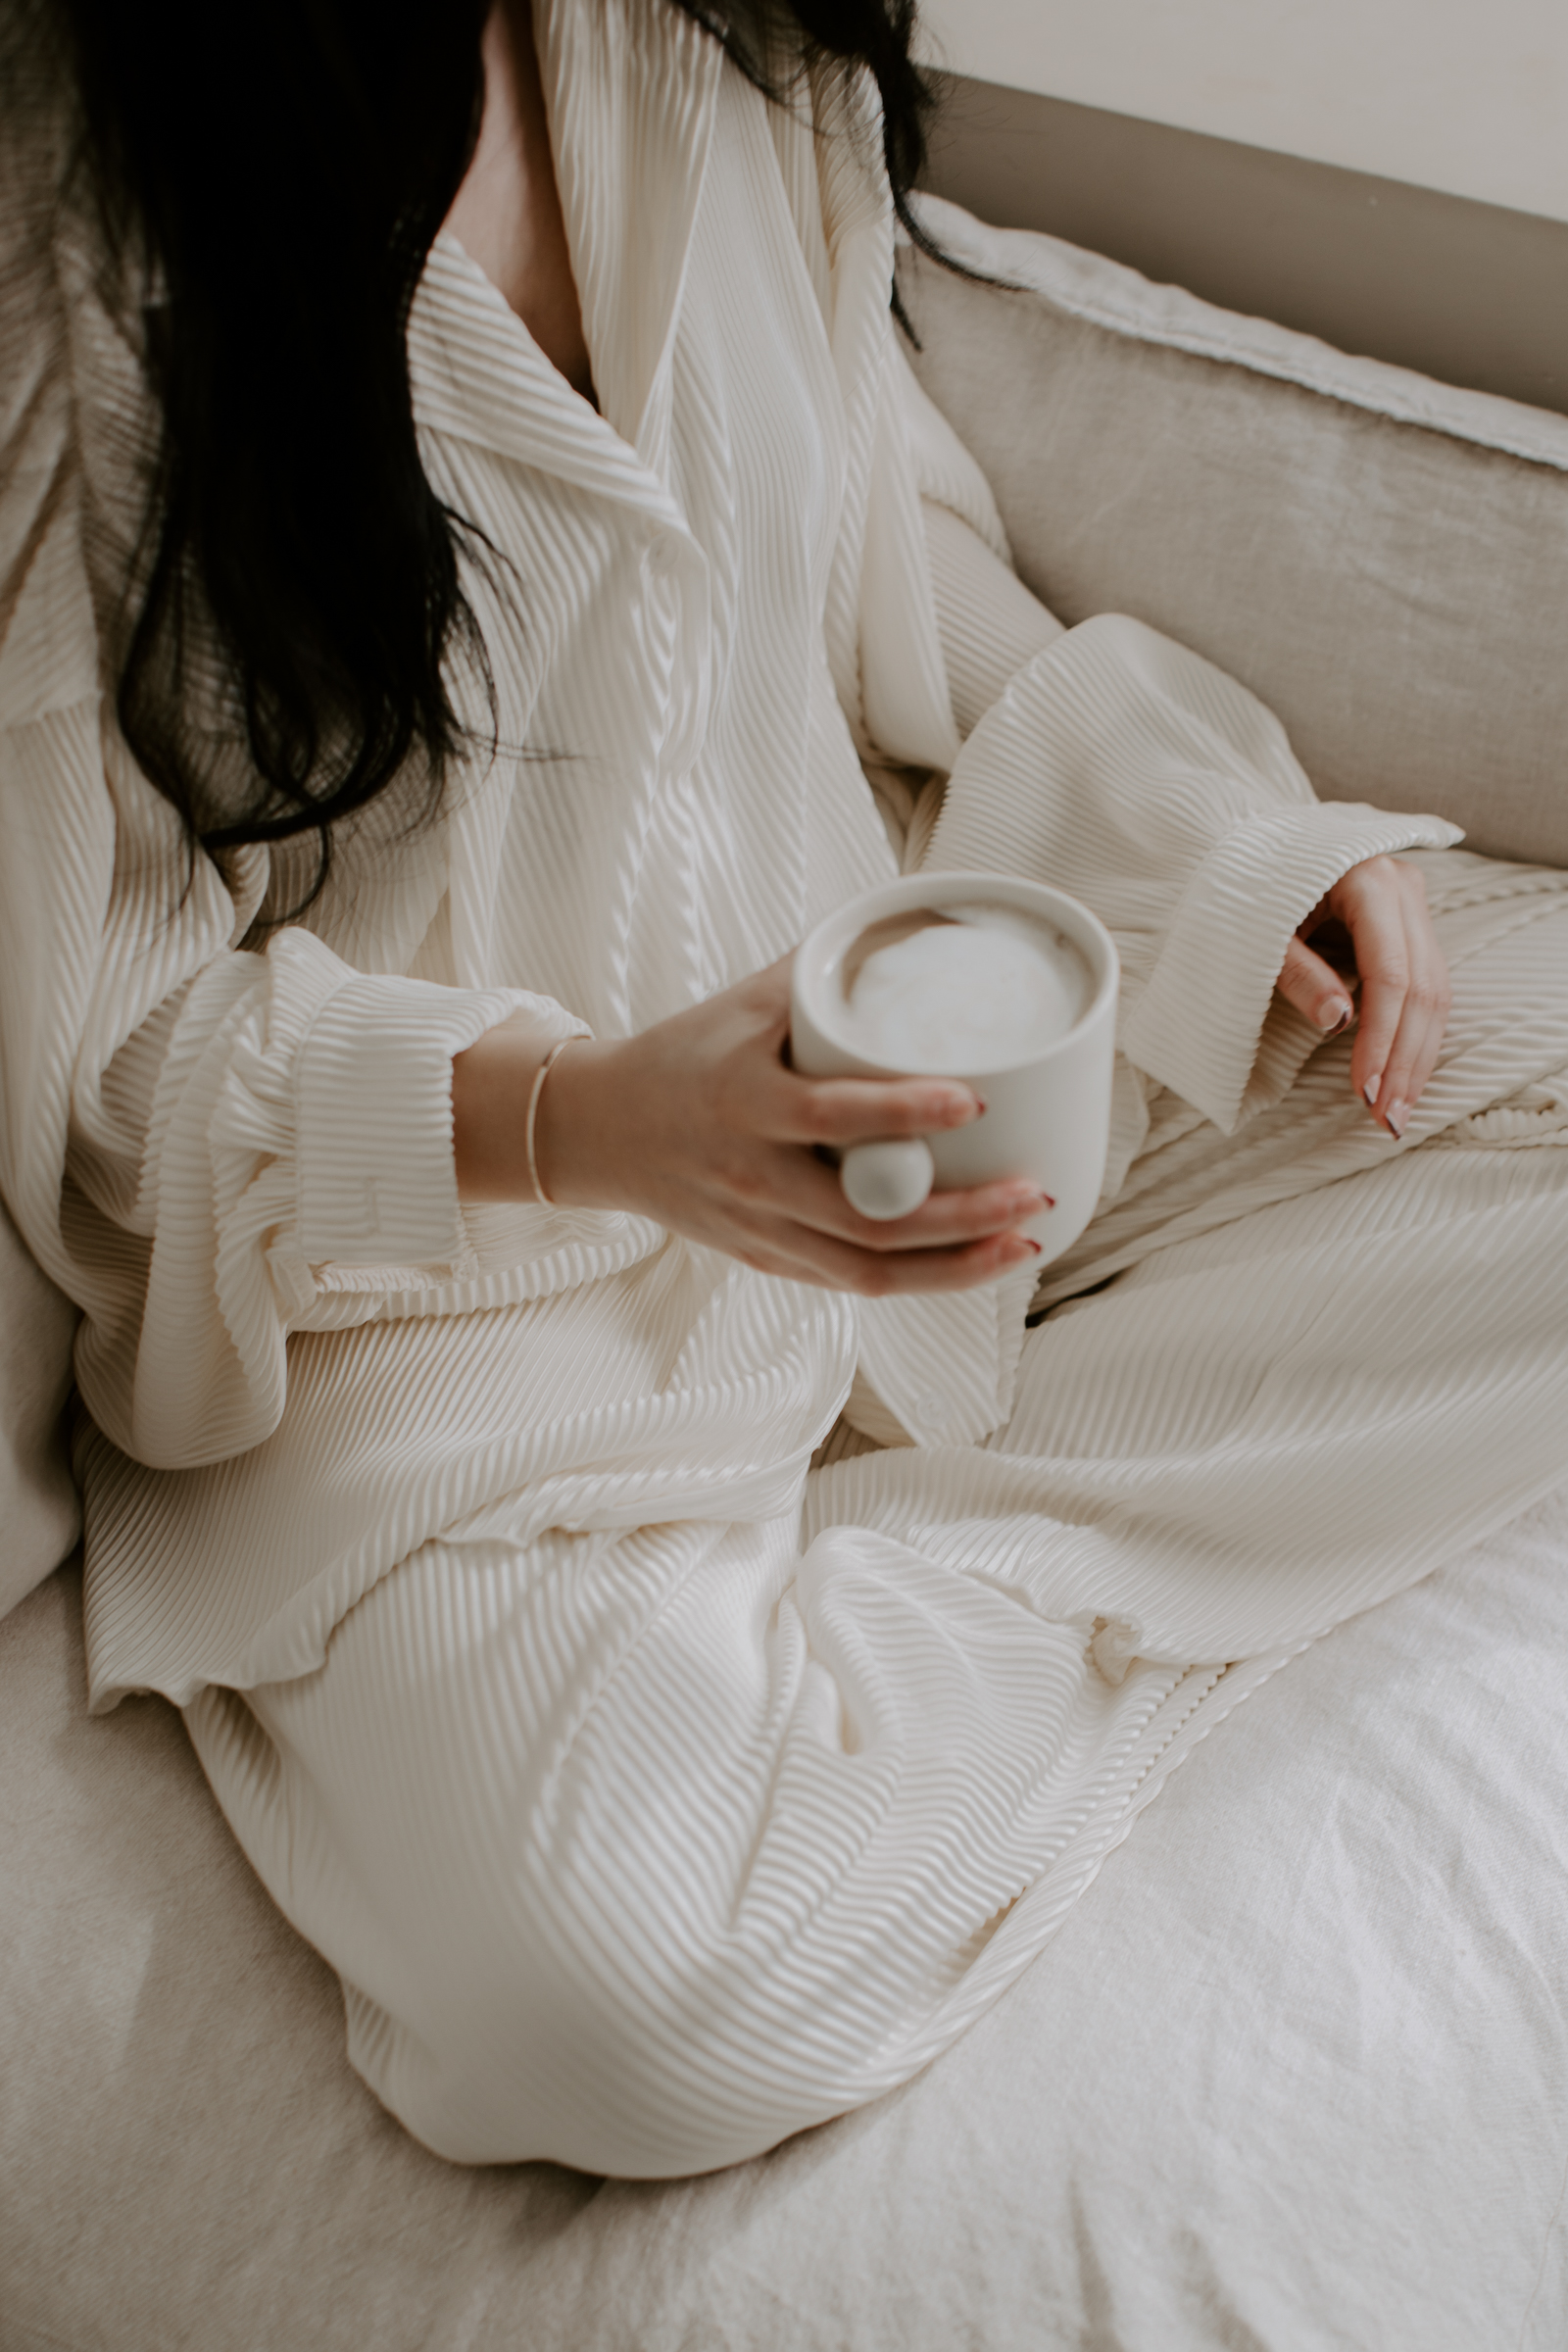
[904,197,1568,871]
[0,1197,76,1617]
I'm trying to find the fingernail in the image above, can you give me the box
[1363,1074,1382,1107]
[1384,1098,1408,1139]
[1318,997,1354,1033]
[1004,1237,1043,1260]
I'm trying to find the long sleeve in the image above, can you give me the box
[896,348,1066,740]
[920,499,1065,742]
[1,584,579,1470]
[0,261,581,1476]
[921,612,1460,1136]
[886,345,1462,1136]
[844,297,1458,1448]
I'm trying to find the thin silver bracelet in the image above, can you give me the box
[525,1035,579,1207]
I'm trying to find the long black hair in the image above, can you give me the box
[27,0,940,897]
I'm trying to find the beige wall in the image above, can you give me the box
[919,0,1568,224]
[922,79,1568,416]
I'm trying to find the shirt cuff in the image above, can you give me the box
[1123,801,1463,1133]
[295,967,585,1267]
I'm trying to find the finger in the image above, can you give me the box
[764,1068,984,1148]
[742,954,799,1017]
[1369,940,1451,1139]
[1406,956,1452,1108]
[780,1151,1052,1251]
[1346,914,1411,1118]
[1370,997,1437,1138]
[735,1212,1042,1298]
[1400,891,1452,1113]
[1275,934,1356,1035]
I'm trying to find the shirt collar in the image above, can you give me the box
[409,0,721,520]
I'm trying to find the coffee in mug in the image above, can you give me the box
[790,873,1118,1264]
[838,903,1092,1073]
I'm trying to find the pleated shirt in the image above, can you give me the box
[0,0,1461,1705]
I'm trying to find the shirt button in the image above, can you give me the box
[915,1392,949,1430]
[646,532,681,578]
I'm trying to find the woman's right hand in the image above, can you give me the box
[455,957,1047,1296]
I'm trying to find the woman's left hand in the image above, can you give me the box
[1273,856,1451,1138]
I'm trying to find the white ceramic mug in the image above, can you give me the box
[789,872,1119,1266]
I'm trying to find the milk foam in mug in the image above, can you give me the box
[789,873,1119,1265]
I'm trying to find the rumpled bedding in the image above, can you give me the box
[4,1486,1565,2348]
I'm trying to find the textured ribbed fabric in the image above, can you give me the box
[7,0,1568,2176]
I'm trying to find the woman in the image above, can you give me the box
[5,0,1568,2175]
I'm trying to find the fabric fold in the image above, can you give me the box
[925,612,1460,1132]
[92,926,582,1471]
[1128,799,1462,1133]
[294,950,581,1268]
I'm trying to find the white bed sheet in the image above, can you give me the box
[5,1486,1566,2350]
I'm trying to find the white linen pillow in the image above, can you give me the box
[902,197,1568,873]
[0,1197,77,1617]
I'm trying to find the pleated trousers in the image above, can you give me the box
[185,1106,1568,2176]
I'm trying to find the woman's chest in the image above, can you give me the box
[404,112,884,1015]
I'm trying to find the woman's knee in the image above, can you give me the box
[344,1909,847,2175]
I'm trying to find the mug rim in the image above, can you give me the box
[794,871,1119,1078]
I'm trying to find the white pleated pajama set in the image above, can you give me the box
[5,0,1568,2177]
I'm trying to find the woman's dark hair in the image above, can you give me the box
[30,0,941,898]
